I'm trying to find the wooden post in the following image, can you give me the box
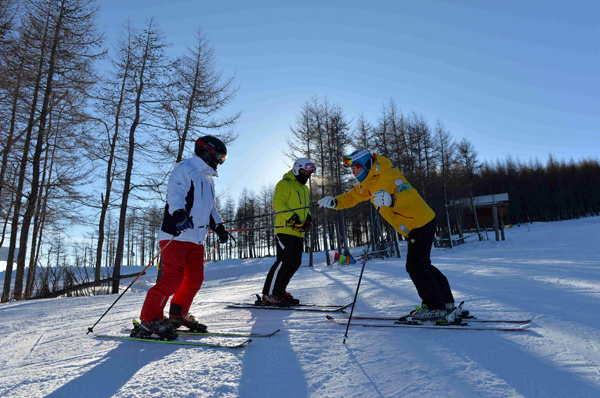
[492,203,499,242]
[444,194,453,248]
[499,203,506,241]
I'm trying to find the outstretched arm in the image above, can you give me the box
[334,185,370,210]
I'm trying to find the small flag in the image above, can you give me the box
[327,249,356,266]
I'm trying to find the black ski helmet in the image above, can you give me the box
[195,135,227,170]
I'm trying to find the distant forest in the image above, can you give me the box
[231,96,600,263]
[1,0,598,300]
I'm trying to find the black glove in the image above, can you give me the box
[287,213,304,232]
[302,214,313,232]
[172,209,194,234]
[214,224,228,244]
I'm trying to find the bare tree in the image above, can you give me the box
[158,27,240,164]
[2,1,53,302]
[89,19,134,281]
[112,17,169,294]
[12,0,104,300]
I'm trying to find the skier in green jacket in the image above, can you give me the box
[260,158,316,306]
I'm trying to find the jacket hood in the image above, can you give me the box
[360,153,392,185]
[192,154,218,177]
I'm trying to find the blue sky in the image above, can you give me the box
[97,0,599,202]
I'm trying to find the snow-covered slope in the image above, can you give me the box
[1,217,600,397]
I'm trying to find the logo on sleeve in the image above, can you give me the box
[395,179,404,186]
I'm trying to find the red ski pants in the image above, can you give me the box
[140,240,205,323]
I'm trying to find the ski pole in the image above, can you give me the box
[86,235,176,335]
[343,205,381,343]
[342,242,371,344]
[197,204,317,230]
[205,241,219,262]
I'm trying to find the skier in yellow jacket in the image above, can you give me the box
[318,149,456,321]
[260,158,316,306]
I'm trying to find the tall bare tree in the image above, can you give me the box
[112,17,168,294]
[12,0,103,300]
[2,1,53,302]
[159,27,240,164]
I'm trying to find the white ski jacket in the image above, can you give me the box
[158,155,223,245]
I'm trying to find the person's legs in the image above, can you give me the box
[140,240,191,322]
[280,236,304,292]
[169,243,205,317]
[405,219,453,310]
[262,234,297,296]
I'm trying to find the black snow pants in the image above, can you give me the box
[406,218,454,310]
[262,233,304,296]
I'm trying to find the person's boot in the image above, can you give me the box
[279,291,300,305]
[169,312,208,333]
[132,318,177,340]
[261,294,290,307]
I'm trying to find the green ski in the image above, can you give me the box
[95,334,252,348]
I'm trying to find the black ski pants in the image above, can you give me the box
[262,233,304,296]
[406,218,454,310]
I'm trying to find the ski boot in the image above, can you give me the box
[396,304,460,325]
[449,301,470,318]
[258,294,290,307]
[131,318,178,341]
[279,291,300,305]
[169,312,208,333]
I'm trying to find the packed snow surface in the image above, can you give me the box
[1,217,600,397]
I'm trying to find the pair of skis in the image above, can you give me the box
[94,298,351,348]
[340,309,531,324]
[327,310,532,332]
[95,327,281,349]
[226,298,352,313]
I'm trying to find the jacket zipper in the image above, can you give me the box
[392,211,414,219]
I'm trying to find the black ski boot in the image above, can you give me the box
[279,291,300,305]
[131,318,178,341]
[169,313,208,333]
[257,293,290,307]
[168,302,208,332]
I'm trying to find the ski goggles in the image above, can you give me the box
[302,163,317,173]
[215,153,227,164]
[196,139,227,164]
[342,149,370,168]
[342,155,361,168]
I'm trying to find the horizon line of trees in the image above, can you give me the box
[1,1,598,301]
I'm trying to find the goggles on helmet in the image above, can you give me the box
[216,153,227,164]
[197,138,227,164]
[302,162,317,173]
[342,156,353,167]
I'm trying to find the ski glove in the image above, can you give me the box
[214,224,229,244]
[318,196,337,209]
[373,190,395,208]
[288,213,305,232]
[302,214,313,232]
[173,209,194,234]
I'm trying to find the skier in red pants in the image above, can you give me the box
[134,136,229,340]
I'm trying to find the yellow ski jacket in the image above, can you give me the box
[333,154,435,237]
[273,170,311,238]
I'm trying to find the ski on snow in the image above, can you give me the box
[339,310,531,324]
[94,334,252,348]
[227,299,352,312]
[121,326,281,338]
[177,329,280,338]
[326,315,530,332]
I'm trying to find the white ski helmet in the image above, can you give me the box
[292,158,317,176]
